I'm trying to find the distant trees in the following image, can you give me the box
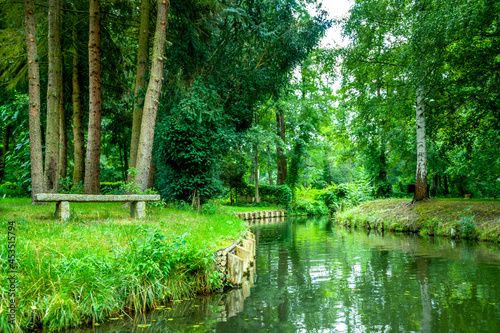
[337,0,500,201]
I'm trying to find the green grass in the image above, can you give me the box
[0,198,248,332]
[336,198,500,242]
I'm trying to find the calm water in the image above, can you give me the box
[60,216,500,332]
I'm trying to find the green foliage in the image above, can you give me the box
[101,181,125,194]
[0,181,27,197]
[457,208,477,239]
[154,80,226,202]
[292,198,329,216]
[235,184,293,209]
[318,182,375,213]
[219,150,248,190]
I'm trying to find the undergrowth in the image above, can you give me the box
[0,198,247,332]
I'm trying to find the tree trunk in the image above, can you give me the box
[44,0,62,193]
[443,174,449,194]
[128,0,151,185]
[147,161,155,189]
[72,28,85,186]
[0,125,10,183]
[413,85,428,202]
[135,0,169,192]
[229,184,233,205]
[24,0,44,202]
[276,108,287,185]
[254,143,260,202]
[59,85,67,179]
[268,163,273,186]
[84,0,102,194]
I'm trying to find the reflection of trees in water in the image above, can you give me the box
[415,256,432,333]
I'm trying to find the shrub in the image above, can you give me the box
[318,181,374,213]
[0,181,28,197]
[291,198,328,216]
[101,181,125,194]
[234,184,292,209]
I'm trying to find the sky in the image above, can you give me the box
[317,0,354,48]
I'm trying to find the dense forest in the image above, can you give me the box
[0,0,498,209]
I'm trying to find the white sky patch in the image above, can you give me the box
[317,0,354,48]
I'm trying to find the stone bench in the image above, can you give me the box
[34,193,161,221]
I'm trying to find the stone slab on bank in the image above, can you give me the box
[34,193,161,221]
[234,210,285,220]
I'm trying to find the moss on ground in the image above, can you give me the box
[335,199,500,242]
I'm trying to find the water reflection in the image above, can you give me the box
[52,216,500,332]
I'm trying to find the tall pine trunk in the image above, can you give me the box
[276,108,287,185]
[72,27,85,186]
[24,0,44,201]
[128,0,151,184]
[135,0,169,192]
[413,85,428,202]
[44,0,62,193]
[59,86,67,179]
[84,0,102,194]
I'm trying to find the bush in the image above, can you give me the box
[0,181,28,197]
[318,181,374,213]
[291,198,328,216]
[233,184,292,209]
[100,181,125,194]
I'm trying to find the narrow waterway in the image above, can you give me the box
[58,216,500,332]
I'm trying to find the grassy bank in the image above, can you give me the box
[0,198,248,332]
[336,199,500,242]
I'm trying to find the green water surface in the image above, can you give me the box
[61,216,500,332]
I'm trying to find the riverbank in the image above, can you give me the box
[336,199,500,242]
[0,198,248,332]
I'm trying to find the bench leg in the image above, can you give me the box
[55,201,70,221]
[130,201,146,219]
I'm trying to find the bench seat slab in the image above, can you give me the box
[35,193,160,202]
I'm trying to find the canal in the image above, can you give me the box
[61,216,500,332]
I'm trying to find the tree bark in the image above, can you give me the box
[25,0,44,202]
[59,85,67,179]
[413,85,428,202]
[84,0,102,194]
[443,174,449,195]
[44,0,62,193]
[0,125,10,183]
[128,0,151,185]
[135,0,169,192]
[268,163,273,186]
[276,108,287,185]
[254,143,260,202]
[72,28,85,186]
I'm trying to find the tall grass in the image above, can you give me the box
[0,198,247,332]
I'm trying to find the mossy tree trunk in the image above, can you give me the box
[59,85,67,179]
[72,26,85,186]
[276,108,287,185]
[44,0,62,193]
[24,0,44,202]
[84,0,102,194]
[128,0,151,186]
[135,0,169,192]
